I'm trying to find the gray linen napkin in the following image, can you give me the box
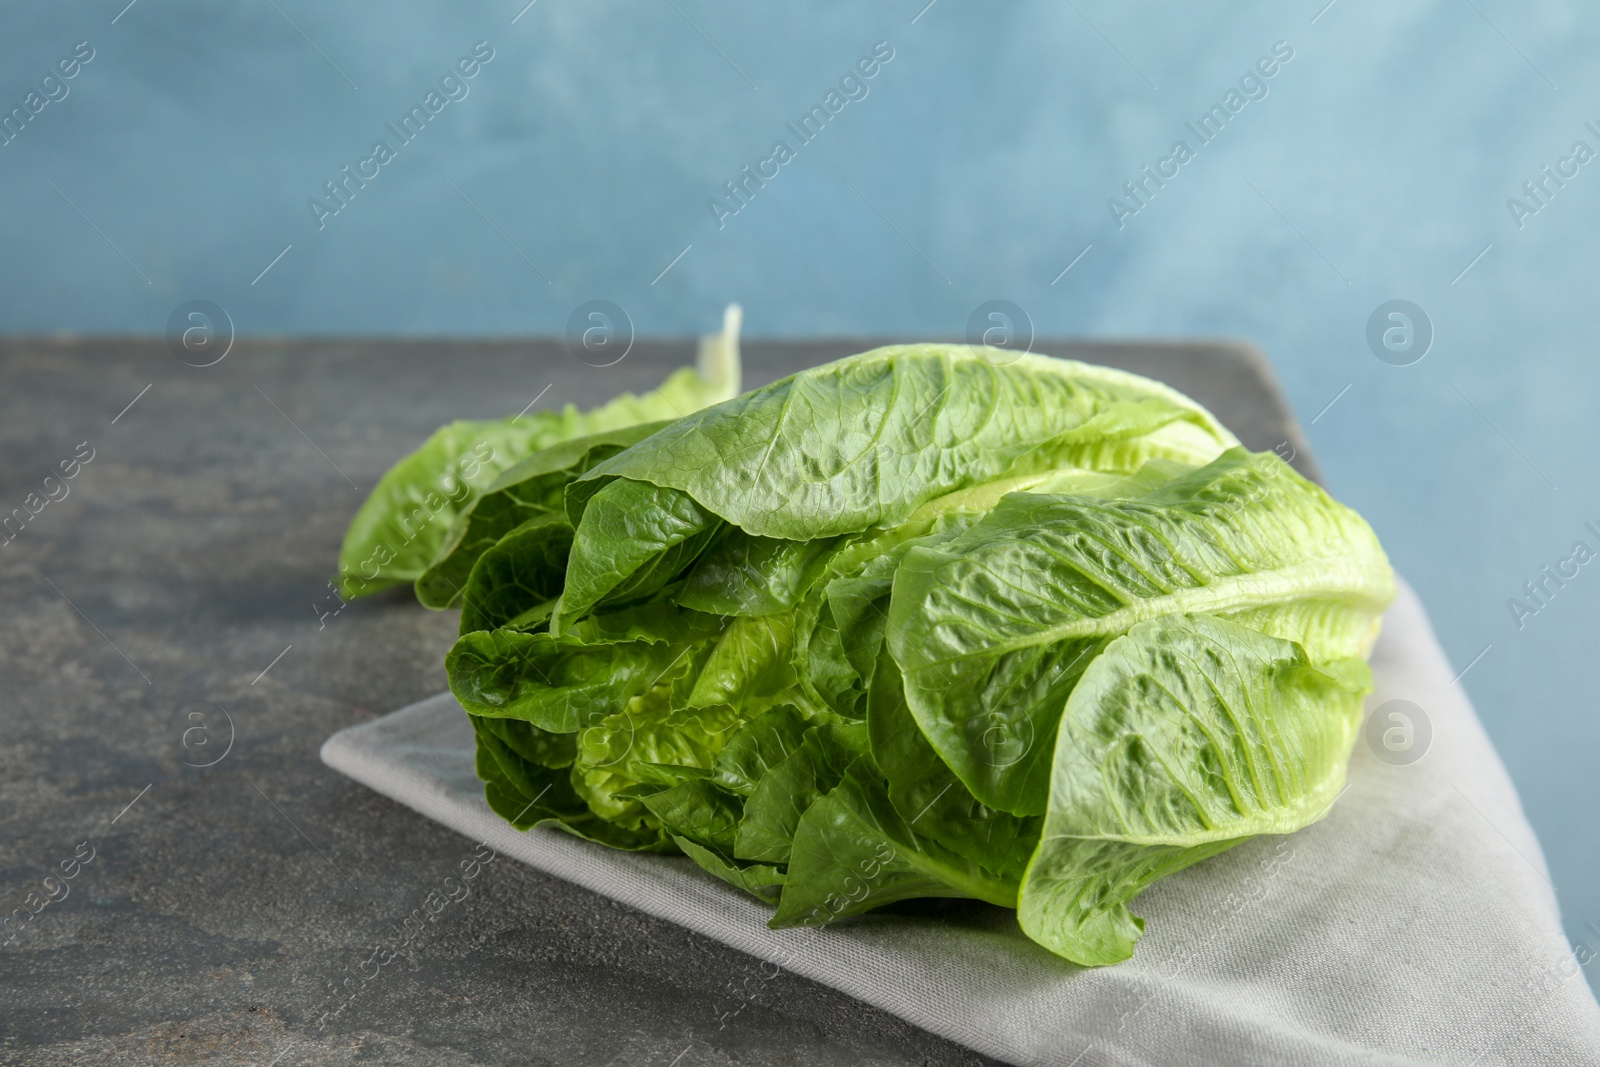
[320,580,1600,1066]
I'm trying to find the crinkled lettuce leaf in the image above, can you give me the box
[472,715,669,851]
[771,755,1017,928]
[734,722,869,865]
[446,603,724,731]
[573,700,746,829]
[673,837,786,905]
[887,448,1393,815]
[1018,614,1370,965]
[566,346,1238,540]
[550,347,1239,628]
[423,421,666,612]
[336,306,742,599]
[867,654,1042,883]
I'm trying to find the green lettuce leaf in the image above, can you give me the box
[551,346,1238,631]
[566,345,1239,541]
[1018,614,1370,965]
[553,479,724,631]
[640,778,743,852]
[672,837,786,905]
[678,531,846,618]
[572,700,747,829]
[732,722,871,865]
[706,704,811,796]
[446,604,723,732]
[866,654,1041,882]
[337,307,742,599]
[732,748,819,865]
[457,513,574,635]
[421,422,664,611]
[472,718,668,850]
[888,448,1393,815]
[684,613,799,712]
[473,713,576,769]
[770,756,1017,929]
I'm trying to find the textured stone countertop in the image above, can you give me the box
[0,336,1309,1066]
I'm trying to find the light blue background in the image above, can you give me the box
[5,1,1597,984]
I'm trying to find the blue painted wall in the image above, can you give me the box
[5,0,1598,984]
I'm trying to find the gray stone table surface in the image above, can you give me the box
[0,336,1312,1066]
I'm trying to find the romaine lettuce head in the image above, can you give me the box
[351,341,1394,967]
